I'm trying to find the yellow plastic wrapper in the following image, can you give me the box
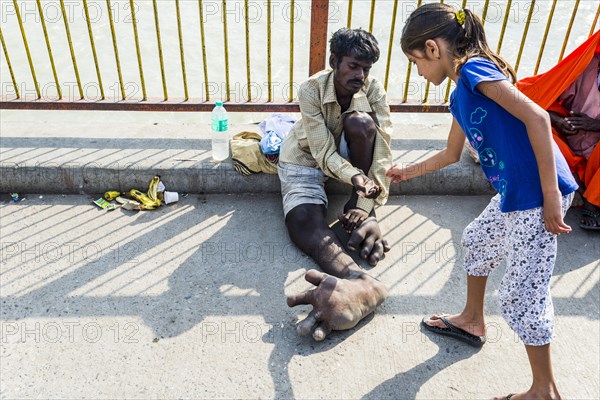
[104,191,121,201]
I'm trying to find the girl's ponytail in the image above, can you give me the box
[401,4,517,83]
[458,8,516,83]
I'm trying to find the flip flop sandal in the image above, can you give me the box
[579,208,600,231]
[421,316,486,348]
[505,395,515,400]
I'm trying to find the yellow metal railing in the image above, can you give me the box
[61,0,83,99]
[83,0,104,99]
[289,0,294,102]
[106,0,125,100]
[534,0,557,75]
[152,0,167,100]
[175,0,188,101]
[559,0,580,62]
[11,0,40,99]
[198,0,209,102]
[1,0,598,112]
[402,0,422,104]
[0,28,19,99]
[36,0,61,99]
[382,0,399,90]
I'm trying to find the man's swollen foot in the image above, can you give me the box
[422,312,486,338]
[347,216,391,266]
[287,269,388,341]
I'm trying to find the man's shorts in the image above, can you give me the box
[278,162,328,218]
[278,133,351,218]
[339,131,350,160]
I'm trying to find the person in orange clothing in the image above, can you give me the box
[517,31,600,231]
[548,55,600,230]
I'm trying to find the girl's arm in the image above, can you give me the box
[386,118,465,182]
[477,80,572,234]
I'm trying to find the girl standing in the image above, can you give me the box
[386,4,578,399]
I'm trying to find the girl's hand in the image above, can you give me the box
[386,164,411,183]
[543,191,571,234]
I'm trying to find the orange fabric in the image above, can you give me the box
[516,30,600,110]
[552,130,585,176]
[547,103,567,117]
[583,144,600,207]
[516,31,600,197]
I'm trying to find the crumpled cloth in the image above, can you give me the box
[259,113,296,155]
[231,131,278,175]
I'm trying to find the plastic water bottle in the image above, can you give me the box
[211,101,229,161]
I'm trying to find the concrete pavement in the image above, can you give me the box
[0,110,598,398]
[1,193,598,399]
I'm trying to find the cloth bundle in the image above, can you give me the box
[258,113,296,155]
[231,131,278,175]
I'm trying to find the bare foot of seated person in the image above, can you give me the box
[287,269,388,341]
[286,207,390,341]
[285,108,390,339]
[346,216,391,265]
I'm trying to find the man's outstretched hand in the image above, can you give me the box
[347,216,390,266]
[287,270,388,341]
[351,173,381,199]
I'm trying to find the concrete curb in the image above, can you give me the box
[0,122,494,195]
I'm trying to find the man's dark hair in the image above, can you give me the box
[329,28,380,66]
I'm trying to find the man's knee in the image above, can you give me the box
[286,204,325,233]
[285,204,328,251]
[343,112,377,142]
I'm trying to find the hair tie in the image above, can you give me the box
[455,9,466,26]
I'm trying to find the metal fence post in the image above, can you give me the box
[309,0,329,76]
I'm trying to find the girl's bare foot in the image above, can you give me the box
[423,312,486,337]
[493,385,561,400]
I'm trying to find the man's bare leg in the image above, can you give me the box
[285,112,391,341]
[286,204,364,277]
[285,204,388,340]
[343,111,377,216]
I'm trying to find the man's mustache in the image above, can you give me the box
[349,80,364,85]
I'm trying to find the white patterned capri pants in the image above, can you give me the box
[462,193,574,346]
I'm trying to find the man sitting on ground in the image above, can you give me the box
[278,28,393,341]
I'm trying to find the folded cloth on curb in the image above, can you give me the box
[231,131,278,175]
[259,113,296,155]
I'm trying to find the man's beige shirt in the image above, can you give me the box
[279,69,393,214]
